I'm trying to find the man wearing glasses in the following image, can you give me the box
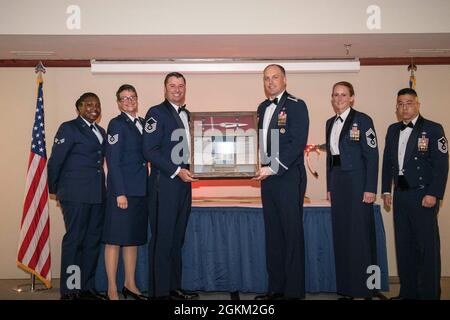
[382,88,448,300]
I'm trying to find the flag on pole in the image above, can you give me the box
[408,62,417,90]
[16,63,52,288]
[409,72,416,89]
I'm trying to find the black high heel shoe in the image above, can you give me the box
[121,287,149,300]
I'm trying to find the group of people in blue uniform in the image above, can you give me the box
[324,83,448,300]
[48,73,198,300]
[47,64,448,301]
[253,65,448,301]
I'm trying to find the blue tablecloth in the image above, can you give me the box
[95,205,389,293]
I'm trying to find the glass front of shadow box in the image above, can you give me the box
[189,112,259,179]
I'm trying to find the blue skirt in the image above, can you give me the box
[330,166,376,298]
[102,195,148,246]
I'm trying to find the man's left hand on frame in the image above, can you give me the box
[362,192,376,203]
[253,166,274,181]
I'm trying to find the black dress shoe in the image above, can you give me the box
[338,296,354,300]
[78,290,109,300]
[338,296,372,300]
[254,293,284,300]
[153,296,171,300]
[170,289,199,300]
[60,293,79,300]
[284,296,303,301]
[389,296,404,300]
[122,286,149,300]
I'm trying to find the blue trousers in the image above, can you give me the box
[148,173,192,297]
[393,188,441,299]
[261,166,306,298]
[60,200,105,294]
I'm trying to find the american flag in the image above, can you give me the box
[16,70,52,288]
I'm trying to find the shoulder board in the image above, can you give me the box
[287,96,298,102]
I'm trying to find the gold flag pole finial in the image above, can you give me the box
[407,58,417,89]
[35,61,46,81]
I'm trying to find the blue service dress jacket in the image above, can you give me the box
[257,91,309,176]
[48,116,106,203]
[105,112,147,197]
[102,112,148,245]
[326,108,378,193]
[382,114,449,198]
[143,99,190,177]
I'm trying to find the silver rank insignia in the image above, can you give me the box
[54,138,65,145]
[350,123,360,141]
[438,136,448,154]
[418,132,429,152]
[365,128,377,148]
[108,134,118,145]
[145,117,157,133]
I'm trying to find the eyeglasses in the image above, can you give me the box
[396,101,415,109]
[119,96,137,103]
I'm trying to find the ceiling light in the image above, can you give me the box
[10,50,56,57]
[90,59,360,74]
[407,49,450,54]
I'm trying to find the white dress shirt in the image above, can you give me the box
[330,107,351,155]
[262,91,284,154]
[169,102,191,179]
[398,115,419,175]
[124,112,143,134]
[81,117,103,144]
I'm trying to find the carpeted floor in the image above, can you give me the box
[1,277,449,300]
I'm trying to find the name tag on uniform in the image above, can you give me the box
[350,123,360,141]
[418,132,429,152]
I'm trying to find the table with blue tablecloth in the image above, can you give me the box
[95,200,389,293]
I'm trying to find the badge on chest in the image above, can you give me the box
[278,109,287,134]
[350,123,360,141]
[418,132,429,152]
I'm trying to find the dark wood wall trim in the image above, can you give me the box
[0,58,449,68]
